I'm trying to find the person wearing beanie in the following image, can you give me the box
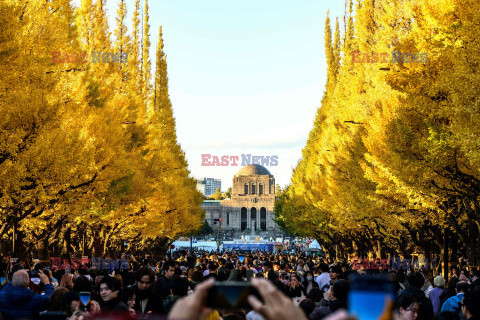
[430,275,445,314]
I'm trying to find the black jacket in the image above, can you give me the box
[154,276,171,300]
[133,284,165,315]
[99,296,129,314]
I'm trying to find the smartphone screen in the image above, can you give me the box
[0,277,6,284]
[206,281,262,310]
[348,275,394,320]
[79,292,91,306]
[238,256,245,263]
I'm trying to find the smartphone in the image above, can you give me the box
[79,292,91,311]
[206,281,263,310]
[0,277,6,285]
[348,275,395,320]
[238,256,245,263]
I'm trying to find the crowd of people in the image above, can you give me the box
[0,251,479,320]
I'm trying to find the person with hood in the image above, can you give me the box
[399,272,435,320]
[0,269,54,320]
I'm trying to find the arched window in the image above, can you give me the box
[251,183,256,194]
[244,183,248,195]
[241,208,247,231]
[251,207,257,230]
[259,183,264,195]
[260,207,267,231]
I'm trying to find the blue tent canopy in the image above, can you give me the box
[223,243,274,252]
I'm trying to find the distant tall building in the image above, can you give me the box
[197,178,222,196]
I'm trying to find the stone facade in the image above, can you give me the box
[202,164,283,239]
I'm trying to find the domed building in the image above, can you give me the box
[202,164,282,239]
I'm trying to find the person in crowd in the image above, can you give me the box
[395,295,419,320]
[315,263,331,292]
[120,285,137,319]
[309,279,349,320]
[441,281,470,316]
[470,270,480,288]
[62,290,81,317]
[60,273,74,291]
[459,270,471,284]
[98,276,129,314]
[421,271,434,297]
[461,290,480,320]
[47,286,69,312]
[132,266,164,315]
[164,275,190,313]
[429,275,445,314]
[302,271,319,295]
[155,260,176,300]
[0,269,54,320]
[205,263,218,281]
[286,274,305,298]
[299,298,316,319]
[306,287,324,305]
[388,271,404,296]
[440,277,461,309]
[399,272,435,320]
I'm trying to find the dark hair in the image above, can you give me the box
[119,286,135,305]
[62,290,80,314]
[332,279,349,301]
[462,290,480,316]
[307,287,323,303]
[407,272,424,289]
[170,276,189,297]
[99,276,122,292]
[73,275,92,293]
[291,274,301,282]
[208,263,217,272]
[135,266,155,283]
[330,265,342,275]
[395,295,416,311]
[48,287,69,311]
[163,261,175,271]
[299,299,316,317]
[191,271,204,283]
[456,281,470,293]
[448,277,460,291]
[319,263,329,273]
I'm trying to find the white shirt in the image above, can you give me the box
[315,272,331,289]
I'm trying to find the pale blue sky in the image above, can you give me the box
[100,0,347,190]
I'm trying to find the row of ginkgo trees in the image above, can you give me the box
[276,0,480,271]
[0,0,204,258]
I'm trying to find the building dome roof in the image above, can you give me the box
[235,164,271,177]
